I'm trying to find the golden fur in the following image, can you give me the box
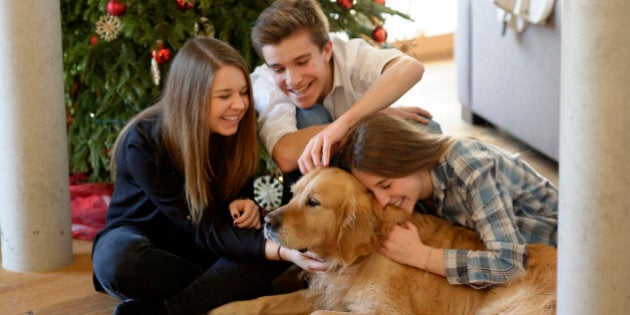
[211,167,557,315]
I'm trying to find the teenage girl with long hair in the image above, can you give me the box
[92,37,327,315]
[335,113,558,289]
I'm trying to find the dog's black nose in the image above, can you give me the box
[264,212,281,230]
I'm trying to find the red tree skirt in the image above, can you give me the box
[70,174,113,241]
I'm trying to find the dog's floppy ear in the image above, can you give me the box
[376,205,412,242]
[335,192,381,267]
[375,204,411,236]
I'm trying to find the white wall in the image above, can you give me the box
[384,0,457,41]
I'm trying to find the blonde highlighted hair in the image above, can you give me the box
[110,37,259,225]
[335,113,454,178]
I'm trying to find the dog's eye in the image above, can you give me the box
[307,197,320,207]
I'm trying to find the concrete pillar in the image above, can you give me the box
[558,0,630,314]
[0,0,73,271]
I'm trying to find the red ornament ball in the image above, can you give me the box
[107,0,126,16]
[371,26,388,43]
[152,47,171,64]
[176,0,194,10]
[374,0,386,5]
[337,0,354,10]
[89,36,98,47]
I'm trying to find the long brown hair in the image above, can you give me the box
[110,37,259,224]
[335,113,454,178]
[251,0,330,59]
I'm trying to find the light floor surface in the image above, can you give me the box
[0,58,558,314]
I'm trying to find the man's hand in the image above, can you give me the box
[380,106,432,124]
[297,121,348,174]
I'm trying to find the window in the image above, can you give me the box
[384,0,457,41]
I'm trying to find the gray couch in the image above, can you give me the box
[456,0,560,161]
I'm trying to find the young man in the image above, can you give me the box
[250,0,441,201]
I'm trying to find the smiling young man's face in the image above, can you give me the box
[261,29,333,109]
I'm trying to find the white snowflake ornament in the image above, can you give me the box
[95,14,122,42]
[254,175,283,212]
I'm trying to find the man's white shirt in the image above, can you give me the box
[251,33,404,155]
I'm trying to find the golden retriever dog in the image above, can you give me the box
[210,167,557,315]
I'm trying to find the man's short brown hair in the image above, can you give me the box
[251,0,330,60]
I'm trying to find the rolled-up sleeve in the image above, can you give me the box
[251,66,298,155]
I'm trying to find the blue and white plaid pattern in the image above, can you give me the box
[415,138,558,288]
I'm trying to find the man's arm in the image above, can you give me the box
[252,65,305,173]
[298,55,425,173]
[335,55,425,128]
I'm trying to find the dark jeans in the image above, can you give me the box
[280,105,334,205]
[92,225,291,314]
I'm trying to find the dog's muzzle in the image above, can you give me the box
[263,213,281,243]
[263,211,308,253]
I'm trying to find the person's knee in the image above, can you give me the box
[411,116,443,135]
[296,104,332,129]
[427,119,443,134]
[93,231,154,295]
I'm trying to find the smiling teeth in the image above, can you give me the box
[223,116,238,121]
[292,83,310,94]
[393,199,402,208]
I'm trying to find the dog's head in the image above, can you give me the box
[264,167,409,267]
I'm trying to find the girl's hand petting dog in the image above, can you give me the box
[379,221,424,268]
[229,199,261,229]
[283,249,330,273]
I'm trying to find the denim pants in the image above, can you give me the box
[92,225,291,314]
[280,105,334,204]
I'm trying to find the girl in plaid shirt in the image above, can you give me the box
[335,113,557,288]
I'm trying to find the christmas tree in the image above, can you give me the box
[61,0,410,183]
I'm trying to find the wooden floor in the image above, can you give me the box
[0,239,118,315]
